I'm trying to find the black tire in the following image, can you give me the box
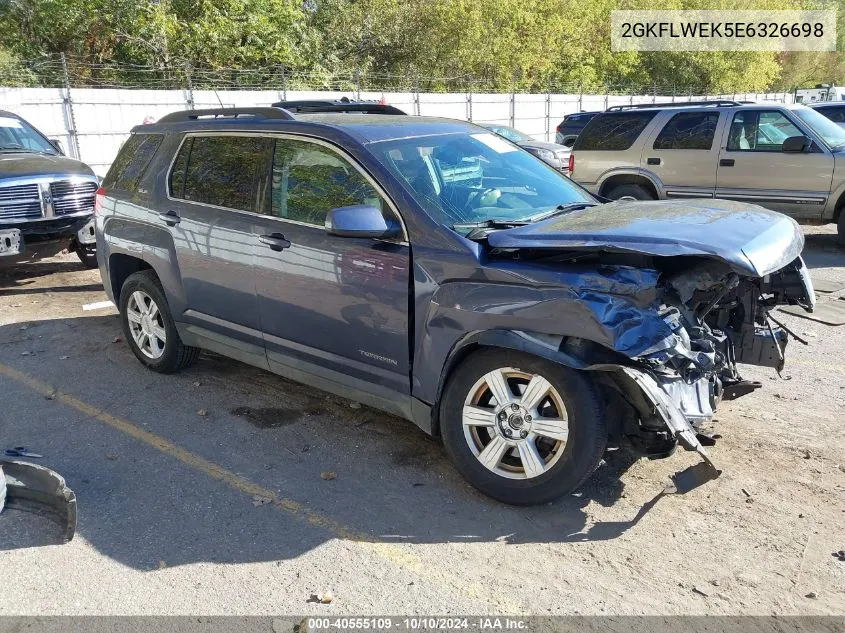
[118,270,200,373]
[76,244,98,269]
[439,349,607,505]
[838,212,845,246]
[605,183,655,201]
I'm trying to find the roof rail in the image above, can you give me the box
[605,100,749,111]
[157,107,295,123]
[272,100,407,115]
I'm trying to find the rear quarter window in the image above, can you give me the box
[573,112,656,151]
[103,133,164,192]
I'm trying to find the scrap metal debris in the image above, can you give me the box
[780,302,845,326]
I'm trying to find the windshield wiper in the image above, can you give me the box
[453,218,531,231]
[526,202,597,223]
[0,148,48,154]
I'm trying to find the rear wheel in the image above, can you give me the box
[439,349,607,505]
[118,270,200,373]
[605,183,655,201]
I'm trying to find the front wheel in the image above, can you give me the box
[837,211,845,246]
[439,349,607,505]
[76,244,98,269]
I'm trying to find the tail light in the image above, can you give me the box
[94,186,105,215]
[567,154,575,174]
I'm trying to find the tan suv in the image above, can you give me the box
[569,100,845,242]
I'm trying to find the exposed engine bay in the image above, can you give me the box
[477,237,816,474]
[629,256,815,469]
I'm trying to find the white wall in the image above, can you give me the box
[0,86,793,176]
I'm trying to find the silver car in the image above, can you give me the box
[569,100,845,242]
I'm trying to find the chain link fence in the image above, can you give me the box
[0,55,794,174]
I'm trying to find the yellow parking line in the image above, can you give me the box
[0,362,524,614]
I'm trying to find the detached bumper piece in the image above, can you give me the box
[0,461,77,542]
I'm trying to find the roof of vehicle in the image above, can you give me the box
[271,99,407,115]
[0,109,24,120]
[296,113,481,142]
[140,109,483,144]
[597,101,811,115]
[809,102,845,108]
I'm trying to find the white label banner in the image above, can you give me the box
[611,10,837,52]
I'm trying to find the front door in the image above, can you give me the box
[715,109,834,219]
[165,133,273,359]
[251,136,411,404]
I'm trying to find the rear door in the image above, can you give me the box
[165,133,273,359]
[715,109,834,218]
[640,110,722,199]
[251,135,411,403]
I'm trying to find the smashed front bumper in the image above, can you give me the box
[621,368,721,475]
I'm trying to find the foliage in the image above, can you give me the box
[0,0,840,91]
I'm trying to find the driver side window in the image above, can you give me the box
[267,139,384,226]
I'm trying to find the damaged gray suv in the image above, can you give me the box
[95,107,814,505]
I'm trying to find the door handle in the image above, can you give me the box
[646,157,661,166]
[258,233,291,251]
[157,211,181,226]
[720,158,735,167]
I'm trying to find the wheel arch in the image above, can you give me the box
[429,329,626,437]
[598,170,662,199]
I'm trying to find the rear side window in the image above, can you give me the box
[103,133,163,192]
[653,112,720,150]
[573,112,656,151]
[171,135,274,212]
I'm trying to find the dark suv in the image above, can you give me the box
[96,107,812,505]
[0,110,99,266]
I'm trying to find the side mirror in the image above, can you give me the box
[49,138,65,154]
[325,205,401,239]
[782,135,809,153]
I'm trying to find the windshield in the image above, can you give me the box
[793,107,845,148]
[369,131,593,231]
[0,115,57,154]
[485,126,532,143]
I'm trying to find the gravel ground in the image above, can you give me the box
[0,226,843,616]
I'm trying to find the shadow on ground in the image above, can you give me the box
[0,313,688,569]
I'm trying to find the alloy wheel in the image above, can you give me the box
[125,290,166,359]
[462,367,569,480]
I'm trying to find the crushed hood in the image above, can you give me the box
[487,199,804,277]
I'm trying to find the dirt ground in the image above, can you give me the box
[0,226,843,616]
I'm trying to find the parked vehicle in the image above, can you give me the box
[555,111,601,147]
[0,110,99,266]
[569,100,845,242]
[810,102,845,128]
[478,123,570,172]
[96,107,813,505]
